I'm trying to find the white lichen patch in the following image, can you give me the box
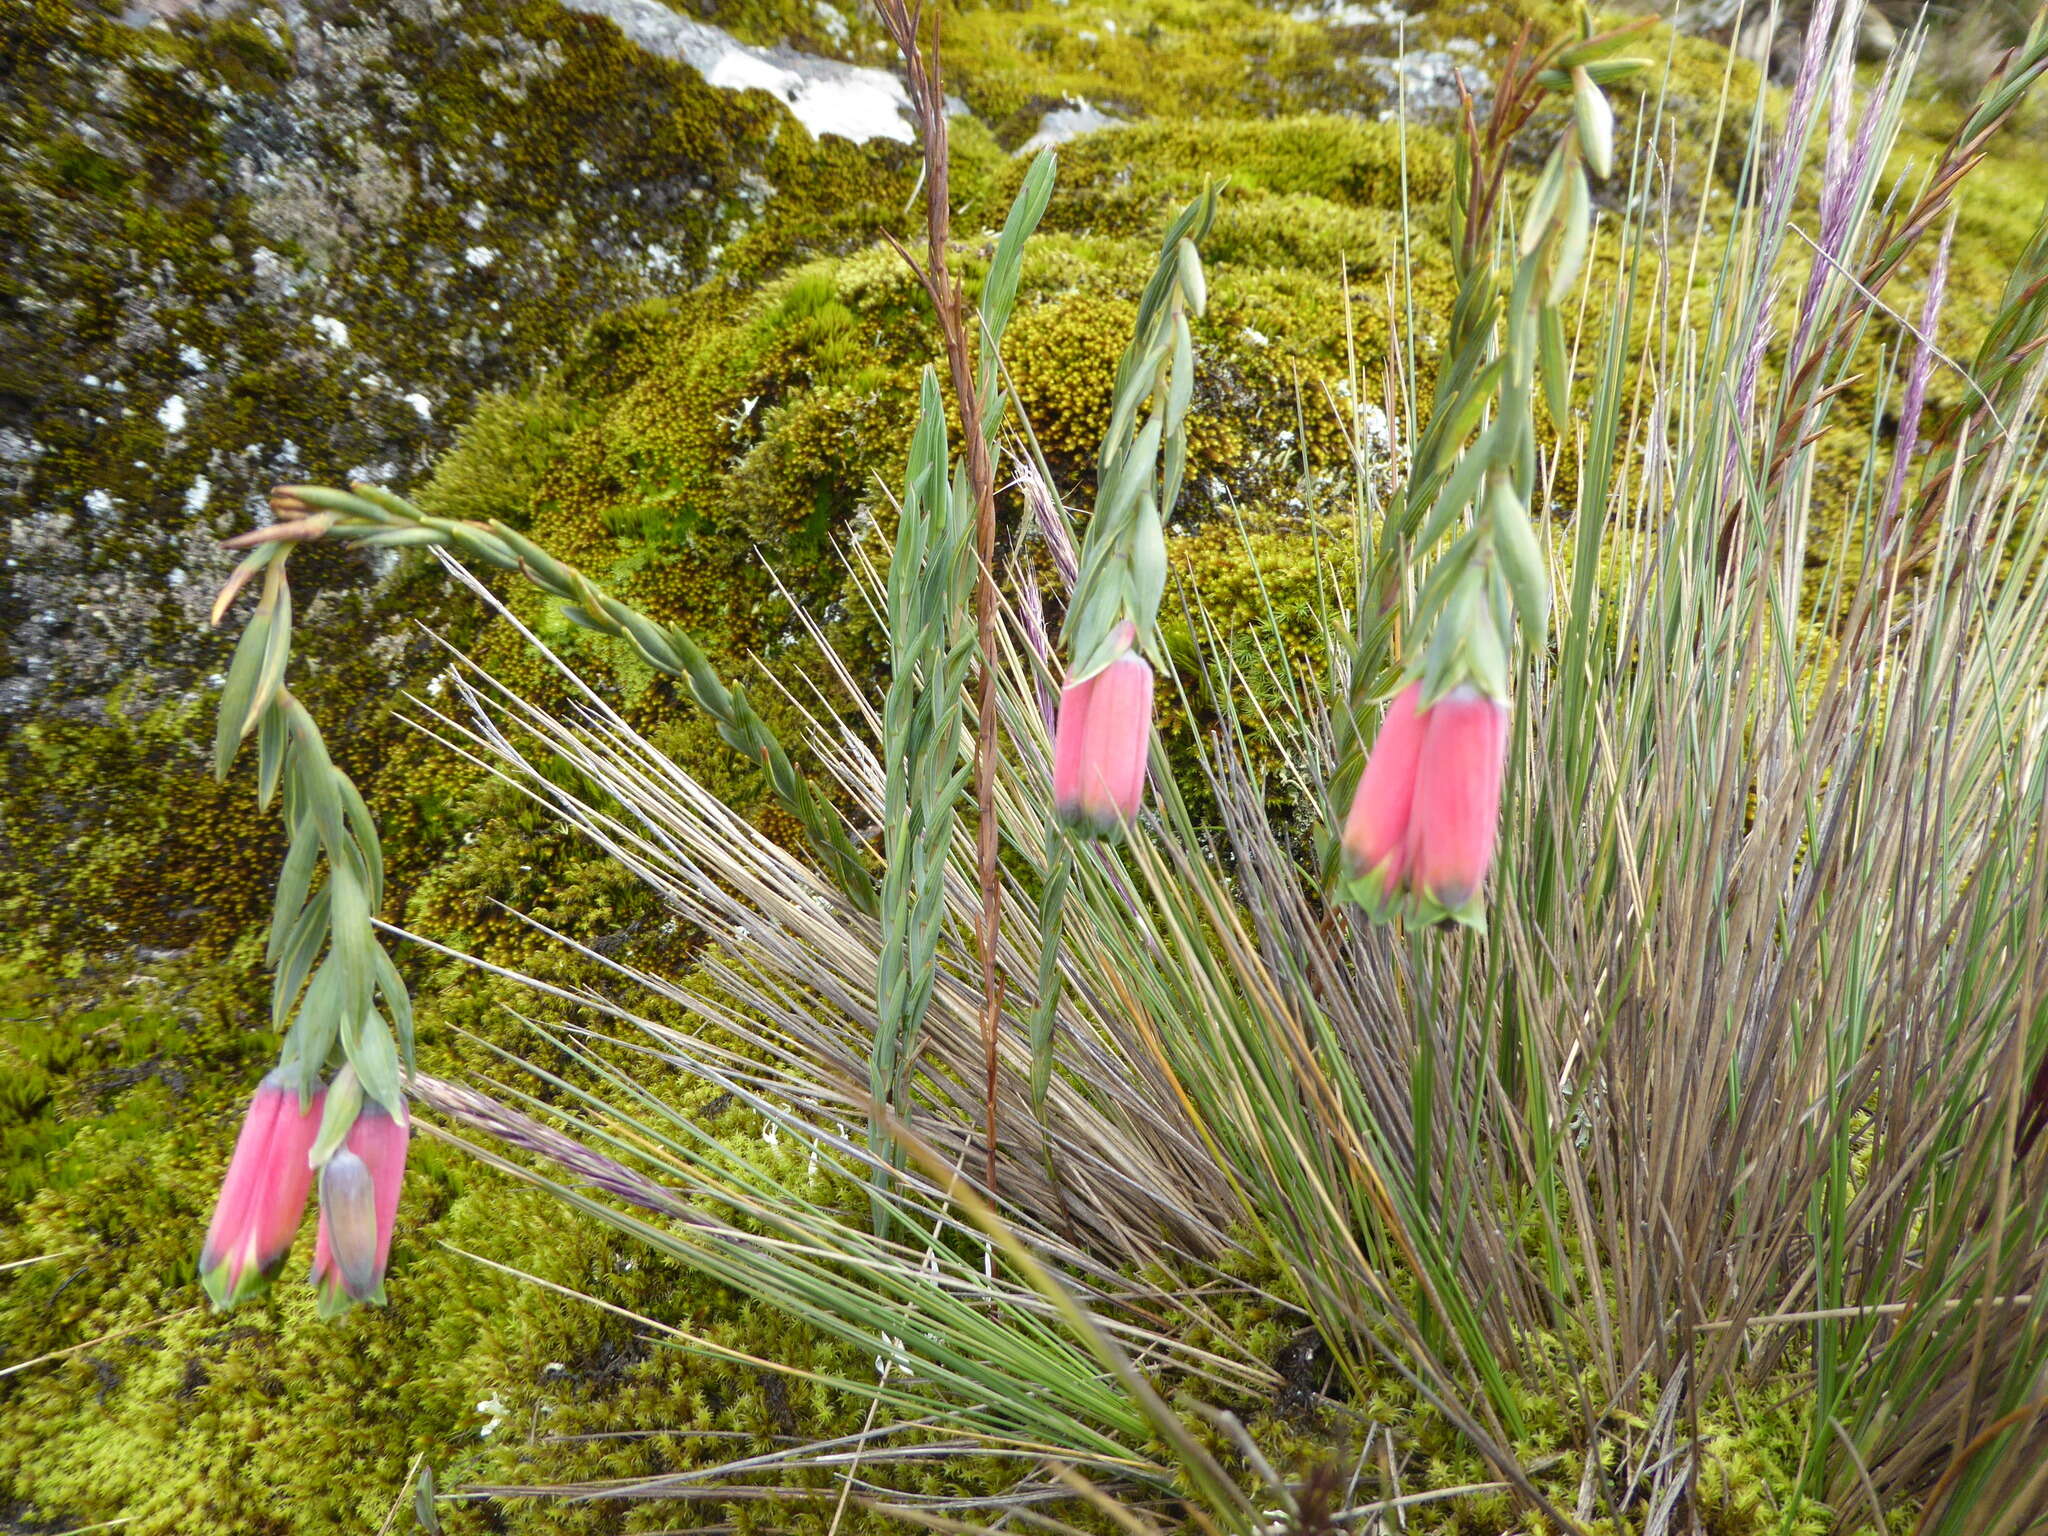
[559,0,918,144]
[1023,97,1121,152]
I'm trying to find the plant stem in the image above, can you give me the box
[877,0,1007,1196]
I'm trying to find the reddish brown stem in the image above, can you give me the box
[877,0,1006,1197]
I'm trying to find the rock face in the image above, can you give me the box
[0,0,956,959]
[0,0,802,736]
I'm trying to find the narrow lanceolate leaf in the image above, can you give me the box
[1462,597,1509,701]
[309,1067,364,1168]
[1165,313,1195,435]
[256,702,288,809]
[1547,163,1593,306]
[214,609,273,780]
[414,1463,441,1534]
[374,945,416,1069]
[1127,493,1167,621]
[1522,143,1568,256]
[269,812,321,960]
[1176,237,1207,318]
[288,956,344,1073]
[1415,433,1495,552]
[347,1004,404,1114]
[1572,67,1615,179]
[336,771,385,910]
[1488,471,1551,642]
[242,576,293,736]
[1030,830,1073,1112]
[1096,414,1164,542]
[978,149,1058,401]
[1537,57,1650,89]
[271,886,331,1022]
[1539,304,1571,427]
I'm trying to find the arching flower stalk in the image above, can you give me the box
[1051,185,1216,839]
[1031,188,1214,1126]
[1335,7,1644,930]
[200,471,877,1309]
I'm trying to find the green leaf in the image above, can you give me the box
[1097,414,1163,536]
[1422,565,1486,701]
[1127,492,1167,626]
[1547,163,1592,306]
[1176,236,1207,318]
[213,610,272,780]
[1415,431,1496,552]
[1160,431,1187,527]
[1488,472,1551,643]
[287,955,343,1073]
[336,770,384,910]
[1099,337,1172,475]
[1435,357,1508,459]
[1537,58,1650,89]
[268,811,321,963]
[356,526,443,547]
[326,861,374,1025]
[1539,304,1570,426]
[272,886,331,1026]
[256,701,287,809]
[1414,538,1481,667]
[1165,313,1194,436]
[373,942,415,1070]
[414,1463,441,1533]
[241,580,293,737]
[1521,142,1567,256]
[1572,67,1616,180]
[978,149,1057,402]
[1464,598,1510,700]
[347,1006,403,1114]
[308,1066,364,1167]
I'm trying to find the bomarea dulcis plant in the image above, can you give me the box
[1031,187,1217,1115]
[1328,13,1646,928]
[203,482,881,1295]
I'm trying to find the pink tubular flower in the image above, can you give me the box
[1052,623,1154,837]
[1340,682,1429,899]
[199,1070,324,1309]
[1402,686,1511,912]
[311,1102,409,1314]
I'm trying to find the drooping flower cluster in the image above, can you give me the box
[199,1072,409,1315]
[1341,682,1511,927]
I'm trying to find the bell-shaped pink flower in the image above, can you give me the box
[1052,623,1154,837]
[1340,682,1429,898]
[311,1102,409,1314]
[1403,686,1511,911]
[199,1070,324,1309]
